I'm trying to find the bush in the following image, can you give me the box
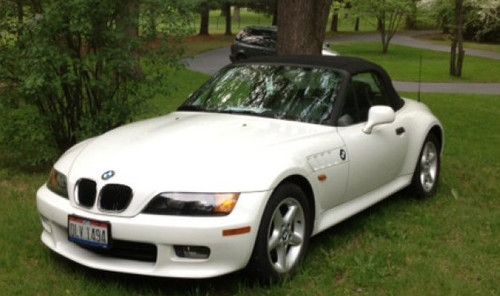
[0,104,58,168]
[0,0,191,167]
[464,2,500,42]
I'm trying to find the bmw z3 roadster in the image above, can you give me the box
[37,56,443,281]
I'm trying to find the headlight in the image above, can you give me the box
[143,192,239,216]
[47,168,68,198]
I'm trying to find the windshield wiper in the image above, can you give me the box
[177,105,208,112]
[217,109,261,116]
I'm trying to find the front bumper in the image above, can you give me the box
[36,185,269,278]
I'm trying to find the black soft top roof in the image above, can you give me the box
[244,26,277,32]
[237,55,404,110]
[240,55,385,76]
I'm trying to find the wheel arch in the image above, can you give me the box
[275,174,316,230]
[403,120,444,176]
[428,124,444,154]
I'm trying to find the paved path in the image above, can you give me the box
[184,35,500,95]
[328,31,500,61]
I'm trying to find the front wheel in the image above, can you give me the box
[410,133,441,198]
[248,183,311,282]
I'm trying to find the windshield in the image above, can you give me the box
[179,64,343,125]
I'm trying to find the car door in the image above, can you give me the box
[337,72,409,202]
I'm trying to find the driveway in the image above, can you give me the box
[184,47,500,95]
[328,31,500,61]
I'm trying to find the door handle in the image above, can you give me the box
[395,127,405,135]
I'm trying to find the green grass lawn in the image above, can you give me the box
[181,34,234,58]
[427,39,500,54]
[0,66,498,295]
[333,42,500,83]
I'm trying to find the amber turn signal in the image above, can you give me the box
[222,226,251,236]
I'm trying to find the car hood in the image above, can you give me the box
[62,112,333,195]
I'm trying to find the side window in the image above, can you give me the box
[338,85,359,126]
[338,72,391,126]
[352,72,391,122]
[352,72,390,107]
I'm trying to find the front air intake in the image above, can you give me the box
[99,184,133,212]
[77,178,97,208]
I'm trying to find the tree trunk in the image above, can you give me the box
[272,4,278,26]
[450,0,465,77]
[382,40,390,54]
[223,3,232,35]
[30,0,42,14]
[117,1,139,39]
[232,5,240,22]
[405,0,418,29]
[117,1,141,78]
[405,15,417,30]
[15,0,23,38]
[378,15,389,54]
[199,2,210,36]
[354,17,360,31]
[377,10,404,54]
[277,0,332,55]
[330,11,339,32]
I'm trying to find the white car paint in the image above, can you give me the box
[37,97,443,278]
[321,48,338,56]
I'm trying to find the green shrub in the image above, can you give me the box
[0,0,191,168]
[0,105,58,168]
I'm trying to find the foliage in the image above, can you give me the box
[351,0,412,53]
[0,1,18,44]
[463,0,499,42]
[0,0,189,166]
[0,104,58,167]
[430,0,499,42]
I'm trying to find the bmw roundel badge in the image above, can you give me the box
[101,170,115,180]
[340,149,346,161]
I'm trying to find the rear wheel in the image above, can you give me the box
[410,133,440,198]
[248,183,311,282]
[235,53,246,61]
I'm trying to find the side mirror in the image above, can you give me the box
[362,106,395,134]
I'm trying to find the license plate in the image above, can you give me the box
[68,215,111,249]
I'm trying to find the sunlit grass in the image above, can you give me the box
[333,42,500,83]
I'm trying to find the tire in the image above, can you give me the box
[235,53,246,61]
[410,133,441,198]
[248,183,312,282]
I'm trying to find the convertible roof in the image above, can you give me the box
[240,55,386,75]
[238,55,404,109]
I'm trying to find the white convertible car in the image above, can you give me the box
[37,56,443,281]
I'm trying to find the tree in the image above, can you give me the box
[222,2,232,35]
[354,16,360,31]
[450,0,465,77]
[405,0,419,29]
[199,1,210,35]
[233,5,240,23]
[0,0,187,155]
[330,1,345,32]
[352,0,412,53]
[432,0,499,42]
[463,0,499,42]
[246,0,278,26]
[276,0,332,55]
